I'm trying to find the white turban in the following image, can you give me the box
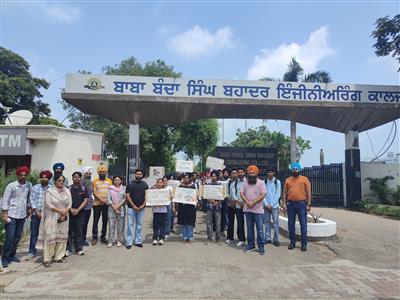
[82,166,93,174]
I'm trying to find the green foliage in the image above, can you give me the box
[364,176,394,205]
[362,203,400,219]
[0,47,50,124]
[390,185,400,206]
[372,14,400,71]
[229,125,311,170]
[38,116,65,127]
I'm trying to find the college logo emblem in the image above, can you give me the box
[84,78,105,90]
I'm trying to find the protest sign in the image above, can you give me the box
[175,160,194,173]
[205,156,225,170]
[173,187,197,205]
[145,189,171,206]
[149,166,165,178]
[201,184,225,200]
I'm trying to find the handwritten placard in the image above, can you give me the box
[149,166,165,178]
[218,181,229,198]
[172,187,197,205]
[175,160,194,173]
[145,189,171,206]
[206,156,225,170]
[168,180,181,190]
[144,177,157,189]
[201,184,225,200]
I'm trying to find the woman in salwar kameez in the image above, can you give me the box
[37,174,72,267]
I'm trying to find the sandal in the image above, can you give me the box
[43,261,51,268]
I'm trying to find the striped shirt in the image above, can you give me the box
[1,181,32,219]
[30,184,50,213]
[93,178,112,206]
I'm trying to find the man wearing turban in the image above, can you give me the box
[81,166,94,247]
[92,164,112,245]
[50,163,68,187]
[239,165,267,255]
[1,166,32,267]
[282,162,312,252]
[27,170,52,259]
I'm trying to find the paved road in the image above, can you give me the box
[1,208,399,299]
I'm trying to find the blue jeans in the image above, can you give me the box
[287,201,307,245]
[182,225,193,241]
[2,217,25,261]
[126,208,145,245]
[245,212,264,249]
[264,207,279,242]
[28,215,41,255]
[165,204,172,235]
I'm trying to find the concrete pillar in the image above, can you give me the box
[344,130,362,207]
[290,121,297,163]
[127,124,140,183]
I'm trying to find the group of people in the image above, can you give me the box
[1,160,311,268]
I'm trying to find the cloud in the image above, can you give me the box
[247,27,336,80]
[37,2,82,23]
[166,26,236,58]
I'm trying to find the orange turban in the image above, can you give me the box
[247,165,259,175]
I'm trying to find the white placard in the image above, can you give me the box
[172,187,197,205]
[202,184,225,200]
[206,156,225,170]
[145,189,171,206]
[168,180,181,189]
[149,166,165,178]
[218,181,229,198]
[144,176,157,189]
[175,160,194,173]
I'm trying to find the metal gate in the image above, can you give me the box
[277,163,344,207]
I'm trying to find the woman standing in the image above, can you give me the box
[37,174,72,267]
[152,178,168,246]
[107,176,126,248]
[176,174,197,244]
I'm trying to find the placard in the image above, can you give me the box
[201,184,225,200]
[172,187,197,205]
[145,189,171,206]
[149,166,165,178]
[218,181,229,198]
[168,180,181,189]
[144,177,157,189]
[206,156,225,170]
[175,160,194,173]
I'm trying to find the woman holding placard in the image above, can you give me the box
[176,174,197,244]
[152,178,168,245]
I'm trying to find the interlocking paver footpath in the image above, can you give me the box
[1,208,399,299]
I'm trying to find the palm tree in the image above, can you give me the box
[282,58,332,163]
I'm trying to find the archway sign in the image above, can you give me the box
[62,74,400,206]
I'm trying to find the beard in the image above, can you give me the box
[292,171,300,177]
[99,174,106,180]
[135,176,142,181]
[248,175,257,184]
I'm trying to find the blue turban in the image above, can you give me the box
[290,162,302,171]
[53,162,65,171]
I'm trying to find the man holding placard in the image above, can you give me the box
[126,169,148,249]
[204,171,223,244]
[240,165,267,255]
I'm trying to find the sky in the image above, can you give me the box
[1,0,399,167]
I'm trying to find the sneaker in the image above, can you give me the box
[153,240,158,246]
[2,259,9,268]
[273,241,280,247]
[225,239,232,244]
[165,235,170,240]
[236,241,244,247]
[117,241,122,247]
[158,240,164,245]
[135,244,143,248]
[9,256,21,263]
[259,247,265,255]
[65,250,71,257]
[126,245,132,250]
[107,242,113,248]
[179,233,183,238]
[77,250,85,256]
[26,253,36,260]
[100,238,108,244]
[244,246,256,253]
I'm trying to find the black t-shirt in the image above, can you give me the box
[69,184,89,217]
[126,180,149,208]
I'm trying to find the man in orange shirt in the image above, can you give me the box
[282,162,311,252]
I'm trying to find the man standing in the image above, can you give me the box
[220,168,230,236]
[1,166,32,267]
[92,165,112,245]
[263,167,281,247]
[81,166,94,246]
[282,162,312,252]
[205,171,222,244]
[240,165,266,255]
[125,169,148,249]
[50,163,69,187]
[27,170,52,259]
[67,172,88,256]
[226,168,246,247]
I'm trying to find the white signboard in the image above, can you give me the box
[144,177,157,189]
[206,156,225,170]
[149,166,165,178]
[218,181,229,198]
[202,184,225,200]
[145,189,171,206]
[175,160,194,173]
[168,180,181,190]
[173,187,197,205]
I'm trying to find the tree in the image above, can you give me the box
[63,57,218,171]
[372,14,400,71]
[0,47,50,124]
[228,125,311,170]
[364,176,394,205]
